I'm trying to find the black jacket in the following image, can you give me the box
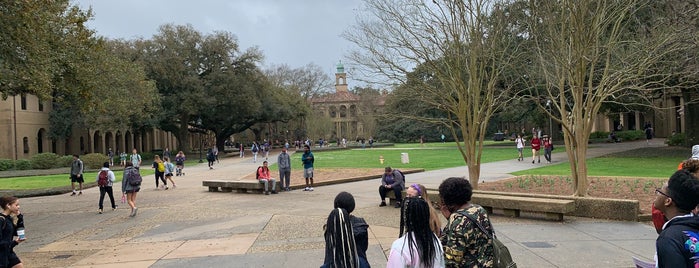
[0,214,17,268]
[656,214,699,267]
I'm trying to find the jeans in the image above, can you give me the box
[379,184,403,203]
[99,186,116,209]
[259,178,277,192]
[279,168,291,189]
[544,148,552,162]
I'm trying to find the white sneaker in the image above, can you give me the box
[309,187,314,191]
[304,187,309,191]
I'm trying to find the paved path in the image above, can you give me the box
[14,140,666,267]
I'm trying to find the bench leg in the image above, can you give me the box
[208,186,219,192]
[544,212,564,221]
[483,206,493,215]
[221,187,233,193]
[503,209,520,218]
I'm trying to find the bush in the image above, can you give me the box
[140,152,155,162]
[31,153,60,169]
[0,159,14,171]
[666,133,686,146]
[617,130,644,141]
[14,159,31,170]
[56,155,74,168]
[81,153,109,169]
[590,131,609,139]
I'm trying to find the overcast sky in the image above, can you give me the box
[72,0,363,80]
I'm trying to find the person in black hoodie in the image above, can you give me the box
[655,169,699,267]
[332,192,370,267]
[0,196,24,268]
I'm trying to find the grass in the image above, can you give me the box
[512,147,686,178]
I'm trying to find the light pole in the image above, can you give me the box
[546,100,553,139]
[197,117,204,163]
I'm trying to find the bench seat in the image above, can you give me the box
[202,180,278,194]
[472,193,575,221]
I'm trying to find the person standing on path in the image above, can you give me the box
[239,143,245,158]
[515,134,525,161]
[278,147,292,191]
[302,145,315,191]
[70,154,84,196]
[531,135,541,164]
[130,148,142,169]
[107,148,114,167]
[96,162,117,214]
[119,151,127,166]
[122,162,141,217]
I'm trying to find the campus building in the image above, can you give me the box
[309,62,386,141]
[0,94,177,160]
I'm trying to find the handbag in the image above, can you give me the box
[459,211,517,268]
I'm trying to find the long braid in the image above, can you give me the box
[325,208,359,268]
[404,197,438,267]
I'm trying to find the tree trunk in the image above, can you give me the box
[175,127,191,155]
[684,92,699,146]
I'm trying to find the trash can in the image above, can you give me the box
[401,153,410,164]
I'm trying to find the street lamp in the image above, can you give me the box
[197,117,204,163]
[546,100,553,139]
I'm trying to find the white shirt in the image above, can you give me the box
[386,232,445,268]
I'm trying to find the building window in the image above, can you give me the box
[23,137,29,154]
[340,105,347,118]
[20,95,27,110]
[329,106,338,118]
[38,100,43,111]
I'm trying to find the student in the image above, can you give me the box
[163,157,176,188]
[152,155,167,190]
[379,167,405,208]
[122,162,141,217]
[0,196,25,268]
[333,192,370,267]
[302,145,315,191]
[655,169,699,267]
[531,135,541,164]
[256,161,278,195]
[320,208,367,268]
[405,184,442,236]
[175,151,186,176]
[388,197,445,268]
[515,134,525,161]
[96,162,117,214]
[70,154,84,196]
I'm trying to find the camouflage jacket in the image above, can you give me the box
[440,204,494,267]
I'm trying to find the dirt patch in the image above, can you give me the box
[479,175,665,214]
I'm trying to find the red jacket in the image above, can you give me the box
[531,137,541,150]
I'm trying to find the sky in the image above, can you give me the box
[71,0,363,81]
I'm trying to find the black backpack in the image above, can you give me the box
[127,169,142,186]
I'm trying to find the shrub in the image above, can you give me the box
[590,131,609,139]
[617,130,644,141]
[81,153,109,169]
[140,152,155,162]
[666,133,686,146]
[56,155,74,168]
[31,153,60,169]
[0,159,14,171]
[14,159,31,170]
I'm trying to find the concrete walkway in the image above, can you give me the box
[14,140,666,267]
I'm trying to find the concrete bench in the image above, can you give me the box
[386,190,406,203]
[202,180,278,194]
[472,193,575,221]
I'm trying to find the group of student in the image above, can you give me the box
[514,133,553,164]
[321,177,496,268]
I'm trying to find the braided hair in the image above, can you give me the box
[399,197,438,267]
[323,208,360,268]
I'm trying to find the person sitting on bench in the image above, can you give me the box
[256,161,278,195]
[378,167,404,208]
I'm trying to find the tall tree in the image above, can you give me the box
[345,0,519,188]
[521,0,689,196]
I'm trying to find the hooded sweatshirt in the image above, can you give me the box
[692,145,699,160]
[656,214,699,267]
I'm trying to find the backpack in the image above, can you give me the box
[460,211,517,268]
[252,144,259,153]
[98,170,109,187]
[157,162,165,172]
[394,169,406,182]
[127,169,142,186]
[255,166,263,180]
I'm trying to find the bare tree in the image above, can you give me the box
[344,0,519,188]
[523,0,690,196]
[265,63,334,100]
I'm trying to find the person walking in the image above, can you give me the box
[388,197,445,268]
[251,142,260,163]
[515,134,525,161]
[70,154,84,196]
[163,157,177,188]
[122,162,141,217]
[175,151,186,176]
[531,135,541,164]
[239,143,245,158]
[130,148,142,169]
[543,135,553,163]
[96,162,117,214]
[107,148,114,167]
[278,147,292,191]
[119,151,127,166]
[206,148,216,170]
[152,155,168,190]
[302,145,315,191]
[0,196,25,268]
